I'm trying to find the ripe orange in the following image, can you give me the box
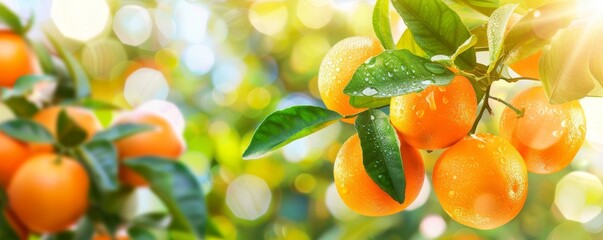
[93,233,129,240]
[334,134,425,216]
[4,208,28,240]
[433,133,528,230]
[31,106,103,153]
[0,132,30,188]
[114,111,185,186]
[499,86,586,173]
[318,36,383,123]
[390,75,477,150]
[8,154,89,233]
[509,51,542,79]
[0,31,37,88]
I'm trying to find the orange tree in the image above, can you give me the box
[0,4,210,239]
[243,0,601,230]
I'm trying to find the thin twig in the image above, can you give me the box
[489,96,524,117]
[469,85,491,134]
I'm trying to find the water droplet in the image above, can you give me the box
[387,72,393,77]
[453,175,457,180]
[498,145,507,153]
[426,91,437,111]
[561,119,568,128]
[442,96,449,104]
[553,108,562,115]
[423,62,447,74]
[416,109,425,118]
[422,79,434,85]
[538,108,546,115]
[370,115,375,120]
[552,130,562,137]
[365,57,376,66]
[477,143,485,149]
[401,65,406,71]
[411,105,416,110]
[438,86,446,92]
[362,87,378,96]
[378,175,383,179]
[449,190,455,196]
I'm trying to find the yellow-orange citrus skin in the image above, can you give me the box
[499,87,586,174]
[0,132,30,188]
[334,134,425,216]
[0,31,36,88]
[509,51,542,80]
[8,154,89,233]
[433,133,528,230]
[318,36,383,124]
[114,111,184,186]
[390,75,477,150]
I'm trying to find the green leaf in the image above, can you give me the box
[77,140,119,192]
[79,98,122,110]
[128,226,156,240]
[206,218,223,238]
[57,109,88,147]
[2,74,55,97]
[344,49,455,98]
[0,119,53,143]
[32,42,56,74]
[354,109,405,203]
[0,3,23,34]
[373,0,395,49]
[395,29,427,57]
[124,157,207,239]
[443,0,489,30]
[504,1,576,63]
[540,22,600,104]
[0,212,20,240]
[465,0,499,8]
[242,106,341,159]
[46,232,75,240]
[392,0,476,70]
[349,95,391,108]
[487,4,518,73]
[3,96,38,118]
[73,217,94,240]
[92,123,153,142]
[432,34,478,67]
[132,212,170,228]
[47,34,91,98]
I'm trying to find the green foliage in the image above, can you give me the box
[0,119,54,143]
[47,34,91,99]
[125,157,207,239]
[92,123,153,142]
[0,3,26,34]
[57,109,88,147]
[242,106,342,159]
[486,4,517,73]
[391,0,476,69]
[355,110,406,203]
[373,0,395,50]
[344,49,455,98]
[77,140,119,192]
[0,190,20,240]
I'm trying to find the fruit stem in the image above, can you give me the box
[474,46,489,52]
[500,77,539,82]
[469,85,492,134]
[488,96,524,117]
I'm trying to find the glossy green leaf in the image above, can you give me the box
[47,34,91,98]
[2,75,55,98]
[429,35,477,67]
[128,226,156,240]
[504,1,576,63]
[443,0,489,30]
[344,49,455,98]
[373,0,395,49]
[79,98,122,110]
[465,0,499,8]
[349,95,391,108]
[57,109,88,147]
[0,119,53,143]
[470,23,489,48]
[124,157,206,238]
[32,42,56,74]
[206,218,223,238]
[392,0,476,70]
[396,29,427,57]
[242,106,341,159]
[132,212,170,228]
[540,22,600,104]
[92,123,153,142]
[73,217,94,240]
[355,109,405,203]
[487,4,518,73]
[0,3,23,33]
[77,140,119,192]
[3,96,38,118]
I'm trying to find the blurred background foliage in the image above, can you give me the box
[1,0,603,239]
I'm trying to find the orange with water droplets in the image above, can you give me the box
[433,133,528,230]
[390,75,477,150]
[499,86,586,173]
[334,134,424,216]
[318,36,383,123]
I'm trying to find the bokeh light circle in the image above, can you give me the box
[51,0,110,41]
[113,5,153,46]
[124,68,169,107]
[183,44,215,75]
[406,176,431,211]
[420,214,447,239]
[226,174,272,220]
[555,171,603,223]
[249,0,289,36]
[325,183,357,221]
[136,99,186,135]
[82,39,127,79]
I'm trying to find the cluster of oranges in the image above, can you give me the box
[0,31,185,239]
[318,36,586,229]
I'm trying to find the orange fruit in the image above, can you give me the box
[0,31,37,88]
[509,51,542,79]
[31,106,103,153]
[433,133,528,230]
[390,75,477,150]
[318,36,383,123]
[334,134,425,216]
[114,111,185,186]
[499,86,586,173]
[8,154,89,233]
[0,132,30,188]
[4,208,28,240]
[93,233,129,240]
